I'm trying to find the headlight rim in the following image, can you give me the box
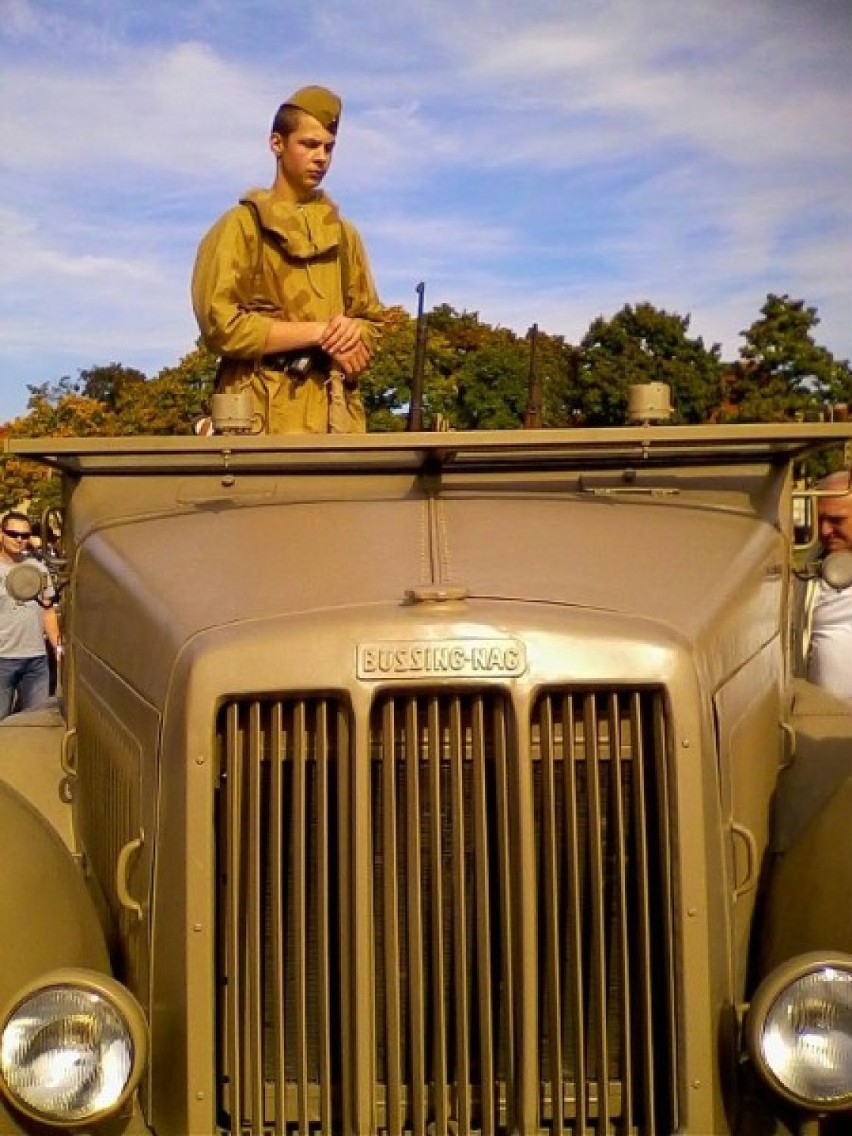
[0,967,148,1129]
[746,951,852,1114]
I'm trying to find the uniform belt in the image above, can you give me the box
[261,347,332,377]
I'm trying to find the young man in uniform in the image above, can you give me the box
[192,85,384,434]
[0,512,61,719]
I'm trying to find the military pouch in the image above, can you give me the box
[327,374,366,434]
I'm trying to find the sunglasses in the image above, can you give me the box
[2,530,32,540]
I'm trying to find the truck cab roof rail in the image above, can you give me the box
[4,424,851,477]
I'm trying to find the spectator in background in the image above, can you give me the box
[806,471,852,701]
[0,512,61,718]
[26,517,62,695]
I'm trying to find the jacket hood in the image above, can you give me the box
[240,187,342,260]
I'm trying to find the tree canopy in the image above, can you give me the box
[2,293,849,515]
[721,294,852,422]
[574,302,722,426]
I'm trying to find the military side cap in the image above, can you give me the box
[283,85,342,133]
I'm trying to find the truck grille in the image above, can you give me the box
[215,688,675,1134]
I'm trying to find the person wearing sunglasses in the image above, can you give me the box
[0,511,61,719]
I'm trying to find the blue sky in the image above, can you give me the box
[1,0,850,424]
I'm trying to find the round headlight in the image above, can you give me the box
[747,954,852,1112]
[0,971,147,1127]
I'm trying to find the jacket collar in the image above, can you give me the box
[240,187,342,259]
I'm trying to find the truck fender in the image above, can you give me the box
[0,780,110,1010]
[759,775,852,974]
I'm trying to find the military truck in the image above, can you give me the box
[1,423,851,1135]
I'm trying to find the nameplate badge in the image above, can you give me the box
[357,639,527,680]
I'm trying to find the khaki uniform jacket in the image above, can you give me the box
[192,188,384,433]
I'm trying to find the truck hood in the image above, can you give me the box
[73,487,782,707]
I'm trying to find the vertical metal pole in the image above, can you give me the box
[408,282,427,431]
[524,323,542,429]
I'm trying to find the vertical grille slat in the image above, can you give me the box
[608,694,633,1133]
[562,695,588,1134]
[381,699,403,1136]
[223,703,243,1134]
[654,698,679,1132]
[404,697,428,1134]
[315,702,333,1133]
[584,697,611,1132]
[427,697,450,1133]
[292,703,310,1136]
[246,705,265,1131]
[450,696,472,1135]
[630,694,657,1134]
[472,696,496,1136]
[540,697,565,1134]
[494,696,516,1124]
[269,704,287,1136]
[215,686,673,1134]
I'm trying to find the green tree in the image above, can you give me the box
[574,302,723,426]
[24,363,146,411]
[452,335,529,429]
[359,305,459,431]
[724,294,846,422]
[364,305,528,430]
[393,305,579,430]
[427,304,492,355]
[416,306,508,428]
[114,345,218,434]
[360,306,415,431]
[828,360,852,411]
[78,362,147,409]
[528,331,583,428]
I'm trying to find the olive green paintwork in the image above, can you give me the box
[1,424,851,1136]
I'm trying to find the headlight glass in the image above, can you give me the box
[760,966,852,1107]
[0,985,135,1123]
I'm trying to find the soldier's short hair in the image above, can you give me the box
[271,104,304,138]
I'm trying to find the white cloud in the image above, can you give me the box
[1,0,40,36]
[0,42,268,180]
[0,0,850,422]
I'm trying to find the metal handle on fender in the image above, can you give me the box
[731,822,759,899]
[60,727,77,776]
[116,830,146,921]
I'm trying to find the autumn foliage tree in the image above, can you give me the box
[2,292,849,517]
[1,348,218,512]
[1,386,124,514]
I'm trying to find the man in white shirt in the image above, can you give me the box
[807,471,852,701]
